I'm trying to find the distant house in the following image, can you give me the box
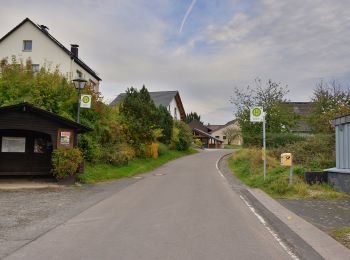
[188,120,224,148]
[207,120,242,145]
[283,102,314,134]
[110,91,186,121]
[0,18,101,92]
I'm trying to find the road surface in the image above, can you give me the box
[4,150,293,260]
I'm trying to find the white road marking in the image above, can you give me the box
[215,158,225,178]
[239,195,299,260]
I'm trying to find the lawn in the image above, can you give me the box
[224,144,242,149]
[330,227,350,249]
[79,149,198,184]
[227,148,348,199]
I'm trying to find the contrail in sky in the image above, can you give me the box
[179,0,197,33]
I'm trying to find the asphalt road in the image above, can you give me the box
[4,150,292,260]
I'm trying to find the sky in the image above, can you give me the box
[1,0,350,124]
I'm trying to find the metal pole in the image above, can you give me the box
[77,87,81,123]
[289,163,293,185]
[263,112,266,180]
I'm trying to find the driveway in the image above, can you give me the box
[3,150,294,260]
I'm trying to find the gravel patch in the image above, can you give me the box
[0,179,138,259]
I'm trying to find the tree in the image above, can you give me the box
[155,105,173,144]
[222,126,241,145]
[0,58,131,163]
[308,80,350,133]
[185,112,202,124]
[230,78,298,146]
[119,86,157,147]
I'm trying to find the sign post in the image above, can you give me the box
[250,107,266,180]
[80,95,92,109]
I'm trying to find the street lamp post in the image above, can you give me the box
[72,77,87,123]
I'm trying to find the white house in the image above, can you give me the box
[207,120,242,145]
[110,91,186,121]
[0,18,101,91]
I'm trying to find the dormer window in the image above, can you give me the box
[23,40,32,51]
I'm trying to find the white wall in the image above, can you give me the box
[211,122,242,145]
[167,97,180,120]
[0,21,99,91]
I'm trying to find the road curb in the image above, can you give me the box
[247,188,350,260]
[217,153,350,260]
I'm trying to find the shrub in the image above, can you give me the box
[157,142,169,156]
[269,134,335,170]
[193,138,202,148]
[51,148,83,179]
[243,132,306,148]
[101,144,135,166]
[170,121,193,151]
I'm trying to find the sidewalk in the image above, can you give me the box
[218,154,350,260]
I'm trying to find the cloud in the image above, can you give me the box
[1,1,350,124]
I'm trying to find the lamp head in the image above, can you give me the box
[72,77,87,89]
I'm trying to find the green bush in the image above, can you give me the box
[101,144,135,166]
[157,142,169,156]
[243,132,306,148]
[51,148,83,179]
[269,134,335,170]
[193,138,202,148]
[170,121,193,151]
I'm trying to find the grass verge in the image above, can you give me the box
[79,149,198,184]
[224,144,242,149]
[228,148,349,199]
[330,227,350,249]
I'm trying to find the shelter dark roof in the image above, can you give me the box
[193,128,223,143]
[0,103,92,133]
[0,18,101,81]
[189,120,210,133]
[110,91,178,107]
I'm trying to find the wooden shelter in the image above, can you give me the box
[0,103,91,176]
[192,128,223,149]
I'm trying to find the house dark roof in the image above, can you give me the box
[0,103,92,133]
[283,102,314,133]
[110,90,186,120]
[0,18,101,81]
[110,91,179,107]
[206,119,237,132]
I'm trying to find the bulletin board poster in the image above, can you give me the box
[60,131,71,145]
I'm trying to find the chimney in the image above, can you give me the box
[71,44,79,57]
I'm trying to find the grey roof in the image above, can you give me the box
[110,91,178,107]
[332,114,350,126]
[283,102,314,133]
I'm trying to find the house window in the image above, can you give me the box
[76,70,82,78]
[32,64,40,74]
[215,136,220,139]
[174,107,177,119]
[23,40,32,51]
[223,136,227,140]
[1,137,26,153]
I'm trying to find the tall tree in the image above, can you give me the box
[230,78,298,146]
[308,80,350,133]
[185,112,202,124]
